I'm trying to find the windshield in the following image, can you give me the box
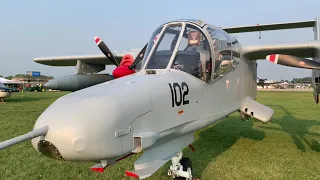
[144,24,183,69]
[138,26,163,70]
[141,22,212,83]
[171,23,211,79]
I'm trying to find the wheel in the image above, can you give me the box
[173,157,192,180]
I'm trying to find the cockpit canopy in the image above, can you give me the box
[138,20,240,83]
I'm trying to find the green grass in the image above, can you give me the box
[0,91,319,180]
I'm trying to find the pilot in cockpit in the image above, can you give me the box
[184,30,211,81]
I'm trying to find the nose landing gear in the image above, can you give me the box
[168,150,194,180]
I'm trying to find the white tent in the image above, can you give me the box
[0,77,12,83]
[0,77,22,84]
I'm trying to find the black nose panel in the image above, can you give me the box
[37,140,64,160]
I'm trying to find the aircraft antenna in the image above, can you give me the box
[259,31,261,39]
[257,24,261,39]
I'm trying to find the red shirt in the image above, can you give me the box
[112,66,135,79]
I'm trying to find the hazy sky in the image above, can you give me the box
[1,0,320,80]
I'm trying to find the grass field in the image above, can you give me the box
[0,91,319,180]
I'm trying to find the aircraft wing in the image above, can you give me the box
[241,41,320,60]
[34,54,114,66]
[126,132,194,179]
[223,19,315,33]
[33,51,139,67]
[221,19,320,60]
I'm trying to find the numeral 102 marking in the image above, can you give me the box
[168,82,189,107]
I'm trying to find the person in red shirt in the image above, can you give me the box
[112,54,136,79]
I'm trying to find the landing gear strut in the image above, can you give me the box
[168,150,193,180]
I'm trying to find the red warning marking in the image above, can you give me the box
[95,37,101,44]
[126,171,139,178]
[90,167,104,173]
[268,54,276,63]
[153,33,160,44]
[299,61,305,65]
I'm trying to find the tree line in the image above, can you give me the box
[0,74,54,80]
[289,77,312,83]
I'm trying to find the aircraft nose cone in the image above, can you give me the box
[31,93,124,161]
[44,80,58,90]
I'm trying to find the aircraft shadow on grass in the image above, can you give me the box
[166,105,320,178]
[258,105,320,153]
[173,115,266,178]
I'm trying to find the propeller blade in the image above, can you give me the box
[94,36,119,67]
[266,54,320,70]
[129,43,148,70]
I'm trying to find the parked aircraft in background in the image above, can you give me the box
[257,77,284,88]
[0,82,12,102]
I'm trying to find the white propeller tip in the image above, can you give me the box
[266,54,279,64]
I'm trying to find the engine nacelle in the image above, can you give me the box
[45,74,114,92]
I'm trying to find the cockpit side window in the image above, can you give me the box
[170,24,212,83]
[206,26,235,80]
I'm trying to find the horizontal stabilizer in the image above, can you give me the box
[266,54,320,70]
[240,96,274,123]
[127,133,194,179]
[0,126,48,150]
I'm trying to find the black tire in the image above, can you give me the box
[173,157,192,180]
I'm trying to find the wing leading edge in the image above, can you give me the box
[241,41,320,60]
[33,50,140,67]
[223,19,315,33]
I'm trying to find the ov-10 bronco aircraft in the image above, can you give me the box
[1,18,320,180]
